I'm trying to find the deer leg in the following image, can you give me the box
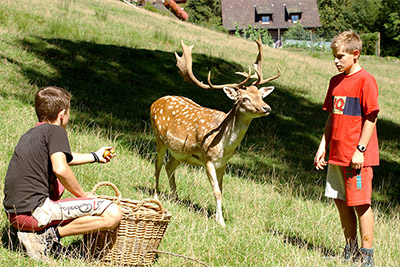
[154,140,167,200]
[165,156,180,199]
[205,161,225,227]
[216,165,227,195]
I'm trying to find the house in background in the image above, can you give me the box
[221,0,322,41]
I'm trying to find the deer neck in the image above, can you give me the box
[224,102,252,145]
[207,101,252,153]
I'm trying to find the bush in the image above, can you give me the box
[283,23,309,40]
[283,23,322,42]
[360,32,380,56]
[234,24,274,46]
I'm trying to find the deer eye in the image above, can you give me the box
[242,97,250,102]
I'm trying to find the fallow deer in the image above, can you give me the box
[150,38,280,226]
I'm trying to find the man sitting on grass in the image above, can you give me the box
[3,86,123,261]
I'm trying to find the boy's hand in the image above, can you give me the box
[314,147,327,170]
[95,146,116,163]
[350,150,364,169]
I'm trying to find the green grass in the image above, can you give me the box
[0,0,399,266]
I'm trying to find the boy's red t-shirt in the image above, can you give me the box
[323,68,380,167]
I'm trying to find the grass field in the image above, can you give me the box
[0,0,399,266]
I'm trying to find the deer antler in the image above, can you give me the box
[236,37,281,86]
[175,40,251,89]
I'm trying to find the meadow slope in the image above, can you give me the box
[0,0,399,266]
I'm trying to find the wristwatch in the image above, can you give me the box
[357,145,366,153]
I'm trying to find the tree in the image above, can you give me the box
[317,0,399,57]
[378,0,400,57]
[185,0,221,28]
[342,0,381,33]
[317,0,351,38]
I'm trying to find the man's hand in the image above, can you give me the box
[350,150,364,169]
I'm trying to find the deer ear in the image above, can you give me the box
[223,87,239,100]
[259,86,274,98]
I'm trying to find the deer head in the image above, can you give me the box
[175,38,280,119]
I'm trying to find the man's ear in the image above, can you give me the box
[223,87,239,100]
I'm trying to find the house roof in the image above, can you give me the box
[286,4,303,14]
[256,5,274,14]
[221,0,322,31]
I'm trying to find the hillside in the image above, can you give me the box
[0,0,399,266]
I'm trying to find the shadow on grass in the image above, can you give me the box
[1,225,19,252]
[135,184,215,220]
[266,228,338,258]
[0,224,103,263]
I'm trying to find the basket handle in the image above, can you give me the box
[91,181,122,204]
[135,198,166,220]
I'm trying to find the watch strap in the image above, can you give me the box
[357,145,366,153]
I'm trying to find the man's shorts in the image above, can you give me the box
[325,164,373,206]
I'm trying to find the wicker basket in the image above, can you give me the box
[84,182,172,266]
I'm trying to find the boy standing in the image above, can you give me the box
[314,31,379,267]
[3,86,123,261]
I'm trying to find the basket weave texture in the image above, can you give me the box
[84,182,172,266]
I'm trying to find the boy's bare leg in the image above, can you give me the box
[334,199,358,246]
[355,204,374,249]
[57,204,122,237]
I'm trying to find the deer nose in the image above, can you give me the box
[262,106,271,114]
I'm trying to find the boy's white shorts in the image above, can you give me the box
[32,197,113,227]
[325,164,346,201]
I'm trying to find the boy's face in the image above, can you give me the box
[332,47,360,75]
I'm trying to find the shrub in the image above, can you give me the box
[360,32,380,56]
[234,24,274,46]
[283,23,309,40]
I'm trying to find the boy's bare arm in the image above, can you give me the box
[51,152,94,198]
[69,146,115,165]
[314,113,332,170]
[350,112,378,169]
[69,152,96,165]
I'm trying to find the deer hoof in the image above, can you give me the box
[218,219,226,227]
[216,216,226,227]
[169,192,179,201]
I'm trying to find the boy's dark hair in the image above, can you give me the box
[331,31,362,54]
[35,86,71,122]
